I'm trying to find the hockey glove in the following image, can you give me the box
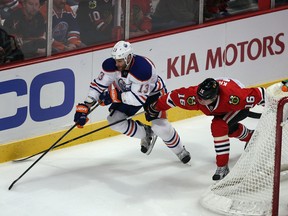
[281,80,288,92]
[99,87,122,106]
[99,91,113,106]
[144,102,160,121]
[74,103,90,128]
[109,85,122,103]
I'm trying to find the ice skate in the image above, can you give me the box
[140,124,157,155]
[212,165,229,181]
[176,146,191,164]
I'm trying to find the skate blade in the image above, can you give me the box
[185,162,192,166]
[145,135,158,155]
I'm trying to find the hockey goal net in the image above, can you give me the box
[201,82,288,216]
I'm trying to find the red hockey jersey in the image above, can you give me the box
[155,78,265,116]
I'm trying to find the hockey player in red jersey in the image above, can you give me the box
[145,77,265,180]
[74,40,191,164]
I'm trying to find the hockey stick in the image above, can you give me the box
[9,110,145,190]
[8,103,99,190]
[14,110,145,162]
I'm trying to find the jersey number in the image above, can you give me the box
[89,11,101,23]
[245,96,255,108]
[98,72,104,80]
[138,84,149,94]
[178,94,186,106]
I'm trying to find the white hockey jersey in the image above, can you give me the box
[87,55,166,106]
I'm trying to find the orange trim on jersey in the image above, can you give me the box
[126,121,135,136]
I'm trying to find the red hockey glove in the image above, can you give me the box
[74,103,90,128]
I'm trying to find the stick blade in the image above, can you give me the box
[8,180,17,190]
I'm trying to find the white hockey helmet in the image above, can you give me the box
[111,40,133,65]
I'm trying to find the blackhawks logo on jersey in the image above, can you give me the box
[89,0,97,9]
[229,95,240,105]
[187,96,196,106]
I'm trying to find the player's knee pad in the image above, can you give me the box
[107,110,128,133]
[211,117,229,137]
[151,119,174,139]
[228,123,240,134]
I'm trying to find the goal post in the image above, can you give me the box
[273,96,288,216]
[200,82,288,216]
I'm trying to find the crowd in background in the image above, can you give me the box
[0,0,287,64]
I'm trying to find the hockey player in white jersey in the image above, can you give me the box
[74,40,191,163]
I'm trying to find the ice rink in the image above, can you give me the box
[1,113,287,216]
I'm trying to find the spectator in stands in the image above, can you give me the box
[40,0,85,53]
[129,0,152,38]
[39,0,46,5]
[0,46,5,62]
[227,0,258,14]
[204,0,229,19]
[67,0,79,6]
[76,0,114,46]
[151,0,199,32]
[3,0,46,59]
[0,0,22,20]
[0,27,24,64]
[275,0,288,6]
[66,0,79,14]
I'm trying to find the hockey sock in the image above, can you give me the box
[214,134,230,167]
[229,123,253,142]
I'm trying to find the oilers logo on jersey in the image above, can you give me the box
[53,21,69,42]
[118,78,131,92]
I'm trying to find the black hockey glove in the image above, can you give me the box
[74,103,90,128]
[99,91,113,106]
[144,102,160,122]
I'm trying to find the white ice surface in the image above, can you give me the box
[1,112,287,216]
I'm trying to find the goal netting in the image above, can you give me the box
[200,82,288,216]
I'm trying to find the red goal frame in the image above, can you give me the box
[273,96,288,216]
